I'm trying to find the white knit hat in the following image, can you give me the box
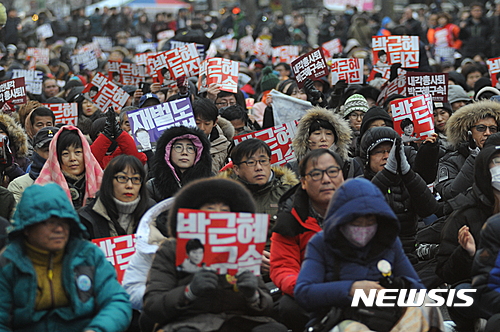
[343,94,369,118]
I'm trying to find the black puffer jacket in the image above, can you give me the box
[146,126,212,202]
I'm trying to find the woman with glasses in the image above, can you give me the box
[146,126,212,202]
[79,154,156,239]
[342,94,369,157]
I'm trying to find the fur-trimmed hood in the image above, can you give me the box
[292,106,352,161]
[446,100,500,148]
[0,113,28,158]
[217,116,235,142]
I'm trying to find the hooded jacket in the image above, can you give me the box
[210,117,234,174]
[0,113,30,184]
[295,178,423,320]
[436,100,500,201]
[0,183,131,332]
[147,126,212,202]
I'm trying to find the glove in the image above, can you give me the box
[185,269,218,300]
[468,130,480,157]
[103,109,117,140]
[396,137,411,175]
[236,270,259,302]
[384,140,398,174]
[379,276,410,290]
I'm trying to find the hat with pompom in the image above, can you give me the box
[343,94,369,118]
[260,66,280,92]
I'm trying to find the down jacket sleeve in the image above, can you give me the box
[91,132,147,169]
[270,232,303,297]
[122,250,154,310]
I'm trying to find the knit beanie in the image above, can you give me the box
[343,94,369,118]
[260,66,280,92]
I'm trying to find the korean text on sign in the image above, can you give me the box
[83,73,129,111]
[12,70,43,95]
[330,58,364,85]
[233,121,298,166]
[291,48,329,88]
[93,234,136,283]
[390,94,434,140]
[26,48,50,65]
[272,46,299,65]
[44,103,78,126]
[488,57,500,87]
[198,58,239,93]
[71,50,98,73]
[108,61,146,85]
[372,35,420,68]
[176,209,269,276]
[0,78,26,107]
[322,39,343,59]
[406,72,448,102]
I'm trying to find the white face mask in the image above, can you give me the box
[490,165,500,192]
[341,224,378,248]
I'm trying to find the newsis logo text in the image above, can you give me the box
[352,289,476,307]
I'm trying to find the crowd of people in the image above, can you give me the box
[4,1,500,332]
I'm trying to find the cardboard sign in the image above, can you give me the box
[488,57,500,88]
[36,24,54,40]
[330,58,364,85]
[272,46,299,65]
[12,70,43,95]
[149,43,200,82]
[92,36,113,52]
[372,35,420,68]
[390,94,434,141]
[127,97,196,148]
[234,121,298,166]
[322,39,343,59]
[26,48,50,65]
[406,72,448,102]
[0,78,27,108]
[239,35,254,54]
[212,34,238,53]
[376,71,407,106]
[270,89,312,126]
[93,234,136,283]
[136,42,157,54]
[291,48,329,88]
[83,73,129,111]
[198,58,239,93]
[71,50,98,73]
[434,46,455,64]
[78,41,102,59]
[157,30,176,41]
[108,61,147,85]
[176,209,269,276]
[170,40,206,60]
[253,38,272,63]
[43,103,78,126]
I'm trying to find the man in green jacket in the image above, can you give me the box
[0,183,132,332]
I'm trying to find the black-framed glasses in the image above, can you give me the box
[306,166,341,181]
[173,143,196,154]
[215,100,237,107]
[114,175,142,185]
[238,158,270,167]
[472,125,498,133]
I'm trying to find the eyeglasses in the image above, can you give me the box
[114,175,142,185]
[238,158,270,167]
[215,100,237,107]
[472,125,498,133]
[371,149,391,156]
[173,144,196,154]
[349,113,365,119]
[306,166,341,181]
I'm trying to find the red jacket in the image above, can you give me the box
[91,131,148,169]
[270,185,322,296]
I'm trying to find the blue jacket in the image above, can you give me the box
[295,178,424,317]
[0,183,132,332]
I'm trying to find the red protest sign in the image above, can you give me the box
[93,234,136,283]
[83,73,129,111]
[26,47,50,65]
[175,209,269,276]
[406,72,448,102]
[253,38,272,63]
[391,94,434,141]
[0,78,27,108]
[198,58,239,93]
[239,36,254,54]
[108,60,147,85]
[330,58,364,85]
[376,71,407,106]
[372,35,420,68]
[43,103,78,126]
[233,121,298,166]
[487,57,500,88]
[149,44,200,82]
[291,48,329,88]
[322,39,343,59]
[272,46,299,65]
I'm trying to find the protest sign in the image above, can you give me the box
[322,38,343,59]
[93,234,136,283]
[488,57,500,87]
[406,72,448,102]
[239,35,254,54]
[92,36,113,52]
[376,71,407,106]
[26,47,50,65]
[211,34,238,53]
[36,24,53,40]
[136,42,157,54]
[43,103,78,126]
[125,36,144,50]
[149,43,200,82]
[198,58,239,93]
[157,30,176,41]
[291,48,329,88]
[71,50,98,73]
[127,97,196,148]
[170,40,206,60]
[108,60,147,85]
[323,0,373,11]
[330,58,364,85]
[390,94,434,141]
[270,89,312,126]
[12,70,43,95]
[272,45,299,65]
[253,38,272,63]
[83,73,129,111]
[176,209,269,276]
[78,41,103,59]
[234,121,298,166]
[0,78,26,108]
[434,46,455,65]
[372,35,420,68]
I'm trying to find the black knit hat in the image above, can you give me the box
[360,126,399,162]
[167,178,257,238]
[359,106,394,139]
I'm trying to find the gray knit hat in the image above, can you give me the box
[343,94,369,118]
[448,85,470,104]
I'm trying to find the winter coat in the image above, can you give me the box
[427,23,462,49]
[7,173,34,204]
[210,118,233,174]
[90,131,148,169]
[0,183,132,332]
[0,113,30,185]
[146,126,212,202]
[270,185,322,296]
[459,16,491,58]
[0,187,14,220]
[142,238,277,331]
[295,178,424,322]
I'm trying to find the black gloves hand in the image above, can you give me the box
[236,270,259,302]
[468,130,480,157]
[103,108,122,140]
[185,269,218,301]
[303,78,327,107]
[379,276,410,290]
